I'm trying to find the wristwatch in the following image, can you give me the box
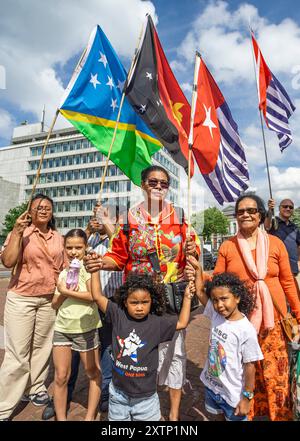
[242,390,254,400]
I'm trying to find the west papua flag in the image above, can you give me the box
[125,15,193,174]
[190,53,249,204]
[251,32,296,152]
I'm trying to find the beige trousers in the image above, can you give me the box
[0,291,56,418]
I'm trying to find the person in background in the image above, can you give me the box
[85,165,200,421]
[265,198,300,278]
[213,194,300,420]
[0,194,65,421]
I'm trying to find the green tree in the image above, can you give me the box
[2,201,28,237]
[291,207,300,229]
[192,207,229,241]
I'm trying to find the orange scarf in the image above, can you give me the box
[237,228,274,333]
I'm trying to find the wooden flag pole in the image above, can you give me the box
[97,17,147,204]
[27,108,59,209]
[187,51,201,236]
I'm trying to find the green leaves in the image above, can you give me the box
[192,207,229,241]
[2,201,28,237]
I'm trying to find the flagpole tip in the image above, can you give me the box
[196,50,201,58]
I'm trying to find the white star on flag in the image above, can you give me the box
[117,79,125,91]
[202,104,217,138]
[110,98,118,112]
[146,72,153,80]
[90,73,101,89]
[139,104,146,113]
[98,52,108,68]
[106,76,114,90]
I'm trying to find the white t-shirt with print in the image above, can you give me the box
[200,300,263,408]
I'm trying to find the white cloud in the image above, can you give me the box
[0,109,15,138]
[175,1,300,84]
[0,0,157,138]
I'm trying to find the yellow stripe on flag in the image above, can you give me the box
[59,109,162,147]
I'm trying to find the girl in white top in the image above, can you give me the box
[52,228,101,421]
[186,256,263,421]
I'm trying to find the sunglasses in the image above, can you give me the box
[147,178,170,189]
[236,207,259,216]
[280,204,294,210]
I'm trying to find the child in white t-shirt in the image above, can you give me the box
[186,256,263,421]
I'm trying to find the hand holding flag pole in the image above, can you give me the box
[187,51,202,236]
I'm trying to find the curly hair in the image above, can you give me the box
[205,272,256,318]
[114,272,166,316]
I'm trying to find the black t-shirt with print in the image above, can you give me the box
[106,301,177,398]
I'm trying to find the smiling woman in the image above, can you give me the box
[214,193,300,421]
[0,193,65,420]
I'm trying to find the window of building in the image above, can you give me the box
[62,143,68,152]
[72,186,79,196]
[82,154,87,164]
[67,156,73,166]
[58,187,65,197]
[73,170,79,180]
[87,168,93,179]
[61,157,66,167]
[70,201,76,212]
[88,152,94,163]
[80,185,85,195]
[76,141,81,150]
[74,156,80,165]
[86,184,93,195]
[59,171,65,182]
[85,200,92,211]
[54,158,60,168]
[80,170,86,179]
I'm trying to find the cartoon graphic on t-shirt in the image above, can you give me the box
[117,329,146,363]
[208,339,227,377]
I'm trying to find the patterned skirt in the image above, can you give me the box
[249,320,292,421]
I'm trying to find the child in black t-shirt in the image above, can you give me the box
[91,271,195,421]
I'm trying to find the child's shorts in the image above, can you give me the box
[108,382,161,421]
[205,387,248,421]
[53,329,99,352]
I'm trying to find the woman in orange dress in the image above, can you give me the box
[214,194,300,421]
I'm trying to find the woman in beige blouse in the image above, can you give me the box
[0,194,65,420]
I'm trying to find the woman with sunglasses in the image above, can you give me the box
[213,194,300,421]
[86,165,200,421]
[0,194,66,420]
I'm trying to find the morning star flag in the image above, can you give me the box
[251,32,296,152]
[125,15,193,174]
[59,25,161,186]
[190,54,249,205]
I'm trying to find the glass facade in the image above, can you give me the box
[25,133,180,232]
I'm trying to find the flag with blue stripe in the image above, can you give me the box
[252,33,296,152]
[190,54,249,205]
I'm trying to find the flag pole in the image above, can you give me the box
[187,51,201,236]
[249,26,277,228]
[249,27,273,200]
[27,108,59,209]
[97,17,147,204]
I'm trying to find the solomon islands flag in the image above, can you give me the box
[59,25,161,186]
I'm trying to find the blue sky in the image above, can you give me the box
[0,0,299,208]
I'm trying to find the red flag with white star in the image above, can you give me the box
[191,54,249,204]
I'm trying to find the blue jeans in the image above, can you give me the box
[205,387,248,421]
[108,382,161,421]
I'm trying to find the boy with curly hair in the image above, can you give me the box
[91,271,194,421]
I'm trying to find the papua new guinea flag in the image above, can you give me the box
[125,15,193,175]
[59,25,161,186]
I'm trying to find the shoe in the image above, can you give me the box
[99,398,108,413]
[42,399,56,420]
[30,391,50,407]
